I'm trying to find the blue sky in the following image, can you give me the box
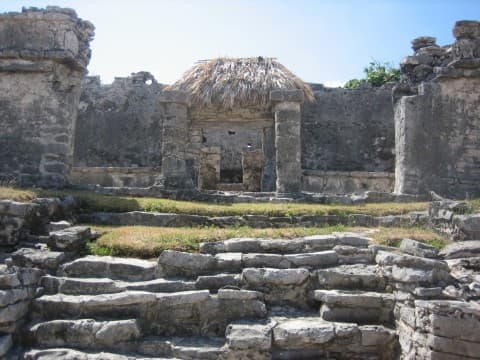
[1,0,478,85]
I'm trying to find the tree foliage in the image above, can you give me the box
[344,60,401,89]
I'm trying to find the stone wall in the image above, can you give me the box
[302,170,394,194]
[301,84,395,172]
[70,167,160,188]
[394,21,480,197]
[74,73,164,168]
[0,7,94,187]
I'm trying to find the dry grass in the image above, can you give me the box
[366,227,448,249]
[168,57,315,110]
[0,186,37,202]
[89,224,447,259]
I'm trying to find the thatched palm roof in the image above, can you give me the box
[167,57,314,110]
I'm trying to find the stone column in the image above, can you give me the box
[270,90,304,195]
[261,126,276,192]
[158,91,194,189]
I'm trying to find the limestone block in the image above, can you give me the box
[400,238,439,258]
[412,36,437,51]
[440,240,480,259]
[158,250,216,277]
[48,226,92,252]
[273,319,335,348]
[226,320,274,350]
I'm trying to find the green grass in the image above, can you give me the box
[1,187,430,217]
[88,224,447,259]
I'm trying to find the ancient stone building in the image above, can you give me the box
[0,7,478,198]
[0,7,94,187]
[394,21,480,198]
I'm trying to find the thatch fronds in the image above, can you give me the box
[167,57,314,110]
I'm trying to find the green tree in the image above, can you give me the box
[344,60,400,89]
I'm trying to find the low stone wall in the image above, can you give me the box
[302,170,394,194]
[0,201,45,249]
[0,265,42,356]
[82,210,429,229]
[396,300,480,359]
[71,167,160,188]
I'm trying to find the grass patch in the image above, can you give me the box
[23,188,429,217]
[368,227,448,249]
[88,224,446,259]
[469,198,480,212]
[0,186,38,202]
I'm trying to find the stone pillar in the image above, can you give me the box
[270,90,304,195]
[158,91,194,189]
[261,126,276,192]
[198,146,221,190]
[242,149,264,192]
[0,7,94,187]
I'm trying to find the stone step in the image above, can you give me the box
[41,275,197,295]
[242,267,312,306]
[158,250,342,278]
[20,347,177,359]
[316,264,387,290]
[31,289,267,336]
[271,316,397,359]
[138,336,227,359]
[10,247,70,272]
[314,290,395,324]
[23,318,142,350]
[23,319,226,359]
[58,256,159,281]
[200,232,371,254]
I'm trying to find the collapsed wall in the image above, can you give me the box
[394,21,480,198]
[0,7,94,187]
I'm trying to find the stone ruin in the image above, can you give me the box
[0,8,478,199]
[0,6,480,360]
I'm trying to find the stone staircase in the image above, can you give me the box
[14,232,412,359]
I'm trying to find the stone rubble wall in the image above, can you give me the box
[0,7,94,187]
[74,73,165,168]
[301,84,395,173]
[394,20,480,198]
[396,300,480,359]
[0,265,42,357]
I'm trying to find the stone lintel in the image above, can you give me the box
[159,90,191,105]
[273,101,301,113]
[270,89,304,104]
